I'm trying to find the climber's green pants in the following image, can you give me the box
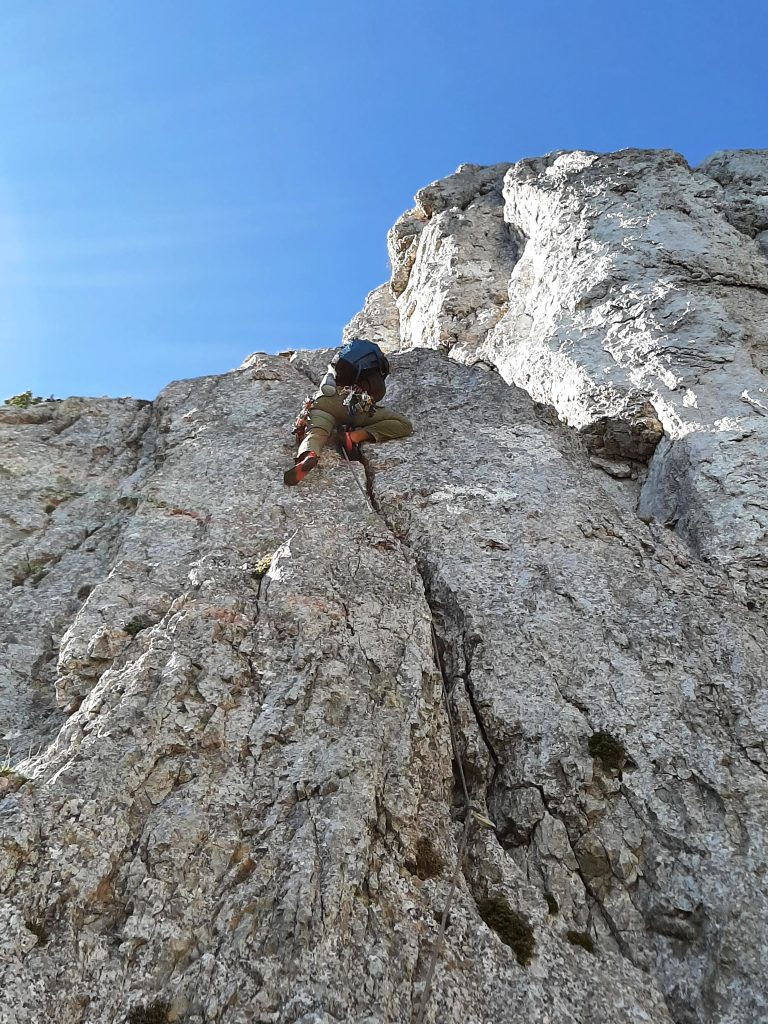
[297,394,413,457]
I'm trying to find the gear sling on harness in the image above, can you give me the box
[292,339,389,442]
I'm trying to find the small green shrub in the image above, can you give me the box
[544,892,559,915]
[124,614,154,637]
[566,929,596,954]
[77,584,93,601]
[5,391,43,409]
[588,730,626,771]
[0,761,27,786]
[477,896,535,965]
[253,553,273,579]
[126,1003,171,1024]
[415,836,444,880]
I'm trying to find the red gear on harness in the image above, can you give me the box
[292,395,315,443]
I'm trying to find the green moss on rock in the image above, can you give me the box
[588,730,626,771]
[415,836,444,880]
[477,896,535,965]
[566,928,596,954]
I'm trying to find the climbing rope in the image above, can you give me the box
[338,437,370,503]
[339,440,492,1023]
[413,624,492,1024]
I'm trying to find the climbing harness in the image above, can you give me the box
[413,625,495,1024]
[291,387,376,447]
[340,386,375,420]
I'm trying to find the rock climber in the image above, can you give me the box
[284,339,413,486]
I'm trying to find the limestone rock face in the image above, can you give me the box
[2,149,768,1024]
[355,149,768,593]
[342,284,401,353]
[0,397,151,757]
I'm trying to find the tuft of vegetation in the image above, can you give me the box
[25,918,50,945]
[253,554,273,579]
[11,558,50,588]
[0,759,28,787]
[588,730,627,771]
[124,614,155,637]
[5,391,44,409]
[118,496,139,510]
[477,896,535,966]
[415,836,444,880]
[126,1003,171,1024]
[544,892,559,915]
[77,584,93,601]
[566,929,596,954]
[43,492,70,514]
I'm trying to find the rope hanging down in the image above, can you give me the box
[338,437,371,503]
[338,442,494,1022]
[413,625,494,1024]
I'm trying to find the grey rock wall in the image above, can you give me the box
[2,148,767,1024]
[353,149,768,593]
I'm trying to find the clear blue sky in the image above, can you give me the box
[1,0,765,400]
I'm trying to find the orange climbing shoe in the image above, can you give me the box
[337,426,363,462]
[283,451,318,486]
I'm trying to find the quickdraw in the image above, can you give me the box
[340,387,375,420]
[292,395,315,444]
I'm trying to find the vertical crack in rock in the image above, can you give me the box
[360,348,768,1024]
[365,449,642,970]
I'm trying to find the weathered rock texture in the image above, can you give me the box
[1,149,767,1024]
[354,149,768,594]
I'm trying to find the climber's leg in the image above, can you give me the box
[296,395,347,458]
[359,405,413,443]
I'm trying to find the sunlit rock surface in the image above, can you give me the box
[2,148,767,1024]
[353,149,768,592]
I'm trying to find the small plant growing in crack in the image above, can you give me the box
[0,753,28,790]
[11,557,51,588]
[477,896,535,965]
[253,553,273,579]
[566,928,596,954]
[588,730,626,771]
[42,490,74,514]
[124,614,155,637]
[415,836,444,880]
[126,1002,172,1024]
[544,892,559,915]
